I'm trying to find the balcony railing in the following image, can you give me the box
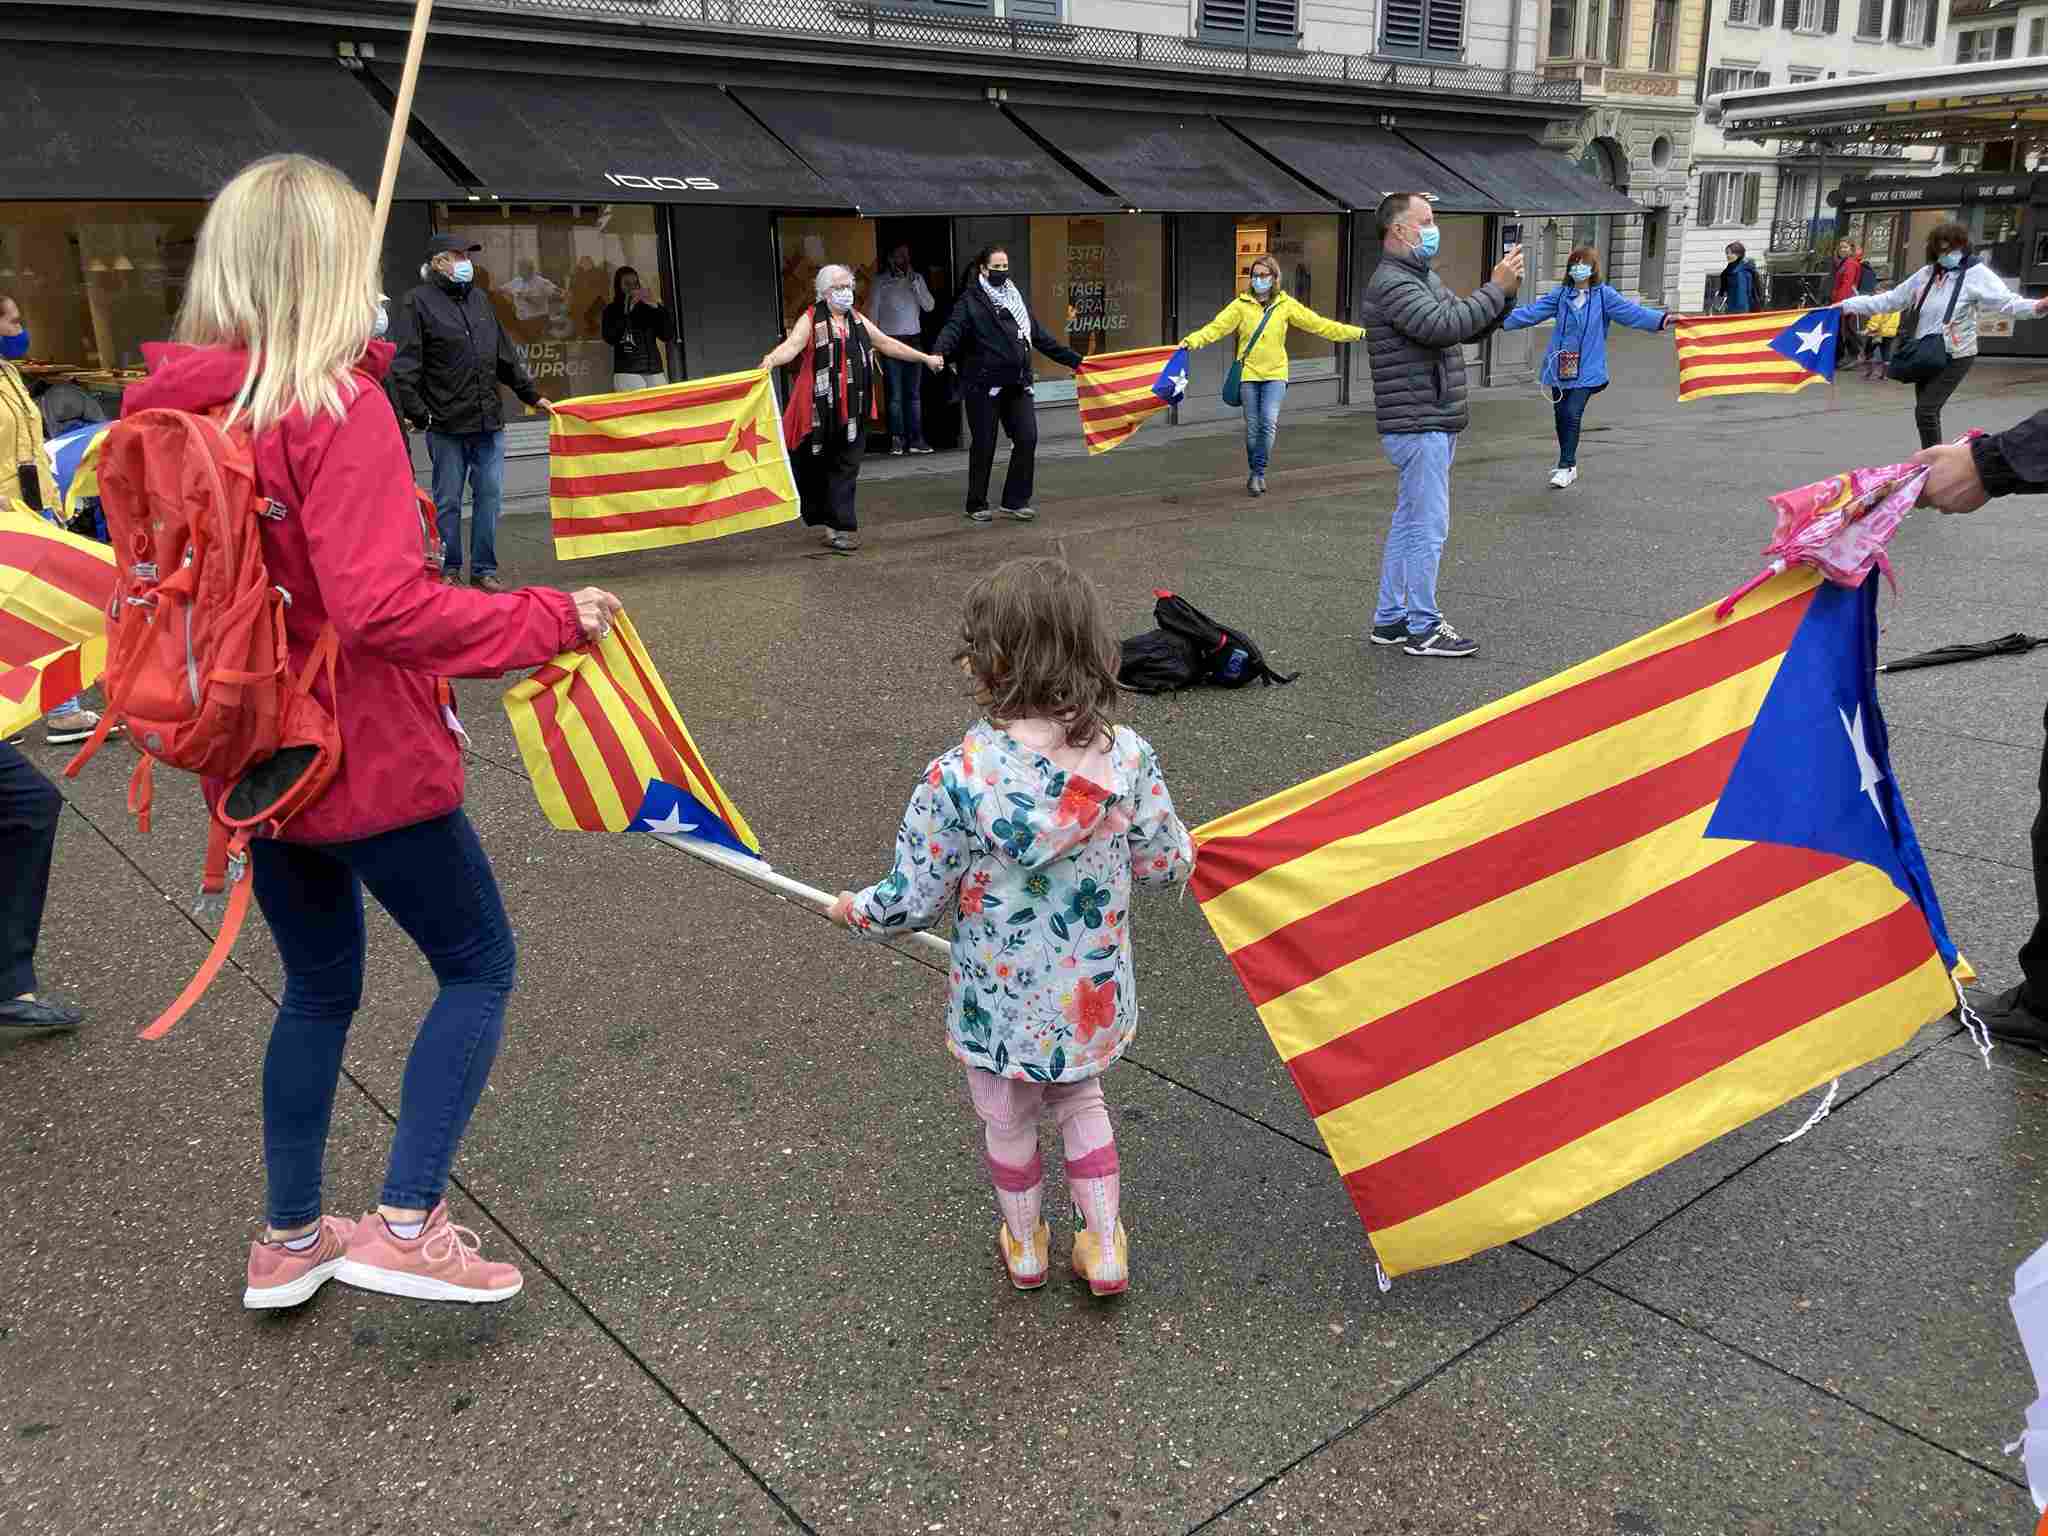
[451,0,1583,101]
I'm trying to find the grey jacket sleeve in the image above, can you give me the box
[1384,277,1511,349]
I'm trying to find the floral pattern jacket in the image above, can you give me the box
[850,722,1194,1084]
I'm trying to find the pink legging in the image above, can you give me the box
[965,1066,1119,1240]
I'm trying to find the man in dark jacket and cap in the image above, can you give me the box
[390,234,553,593]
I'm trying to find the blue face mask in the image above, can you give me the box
[450,259,474,285]
[373,303,389,339]
[1250,274,1273,295]
[1414,226,1440,260]
[0,328,26,361]
[1938,249,1964,271]
[1568,263,1593,282]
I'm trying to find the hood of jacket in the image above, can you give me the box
[128,339,395,416]
[955,722,1126,871]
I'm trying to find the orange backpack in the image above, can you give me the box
[65,406,342,1039]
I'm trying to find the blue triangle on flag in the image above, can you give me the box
[1152,346,1192,406]
[1766,309,1838,381]
[631,778,761,859]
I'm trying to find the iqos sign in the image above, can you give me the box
[604,173,722,192]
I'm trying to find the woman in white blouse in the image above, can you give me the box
[1840,221,2048,448]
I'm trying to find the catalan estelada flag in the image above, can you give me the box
[1673,307,1839,401]
[0,502,116,741]
[1073,345,1189,454]
[502,610,760,856]
[548,370,797,561]
[1192,567,1958,1278]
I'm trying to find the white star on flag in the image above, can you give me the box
[1794,319,1831,356]
[641,804,699,838]
[1839,703,1887,827]
[1165,368,1188,399]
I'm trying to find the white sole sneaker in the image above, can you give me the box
[334,1257,524,1303]
[242,1257,345,1310]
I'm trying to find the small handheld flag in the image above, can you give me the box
[1074,345,1189,455]
[0,502,116,741]
[1673,307,1838,401]
[1192,559,1959,1279]
[502,610,760,856]
[547,370,798,561]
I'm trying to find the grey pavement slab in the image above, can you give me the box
[1205,1282,2029,1536]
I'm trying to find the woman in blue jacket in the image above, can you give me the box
[1502,245,1672,489]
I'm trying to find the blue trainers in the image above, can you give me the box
[1404,621,1479,659]
[1369,620,1409,647]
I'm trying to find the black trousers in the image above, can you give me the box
[0,742,61,999]
[2023,701,2048,1008]
[1913,356,1974,450]
[794,424,865,533]
[963,383,1038,514]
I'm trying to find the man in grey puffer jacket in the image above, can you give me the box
[1360,193,1523,657]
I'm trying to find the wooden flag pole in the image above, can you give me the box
[653,831,955,965]
[369,0,435,254]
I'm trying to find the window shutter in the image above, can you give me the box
[1858,0,1881,33]
[1887,0,1902,41]
[1202,0,1248,34]
[1782,0,1797,30]
[1383,0,1424,50]
[1728,0,1749,21]
[1700,176,1719,225]
[1742,173,1762,224]
[1758,0,1774,26]
[1923,2,1939,46]
[2000,25,2016,57]
[1822,0,1838,30]
[1255,0,1299,38]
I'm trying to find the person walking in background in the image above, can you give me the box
[1500,244,1670,490]
[390,233,555,594]
[761,264,943,555]
[1839,221,2048,448]
[131,153,624,1311]
[932,245,1082,525]
[1830,240,1865,365]
[1860,298,1899,382]
[830,556,1193,1296]
[872,243,936,455]
[1359,192,1521,659]
[601,266,669,392]
[1717,242,1762,314]
[1178,252,1362,497]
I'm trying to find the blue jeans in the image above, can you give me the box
[427,429,507,578]
[1373,431,1456,636]
[882,350,926,446]
[1552,387,1595,468]
[251,811,517,1228]
[1241,379,1286,475]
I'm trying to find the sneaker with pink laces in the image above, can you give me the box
[244,1214,357,1310]
[336,1202,523,1303]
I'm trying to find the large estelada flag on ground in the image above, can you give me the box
[548,371,797,561]
[1074,345,1189,454]
[1192,567,1958,1278]
[0,502,116,740]
[502,610,760,856]
[1673,307,1839,401]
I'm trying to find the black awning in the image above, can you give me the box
[1,46,457,200]
[1006,108,1335,213]
[1832,175,1970,210]
[1400,132,1639,214]
[734,91,1119,216]
[1221,119,1506,213]
[378,67,838,207]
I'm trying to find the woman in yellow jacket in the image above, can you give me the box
[1179,253,1362,496]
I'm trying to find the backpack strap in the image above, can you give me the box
[139,823,251,1041]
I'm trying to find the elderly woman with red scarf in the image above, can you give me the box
[762,264,942,554]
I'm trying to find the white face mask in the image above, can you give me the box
[827,286,855,312]
[1568,264,1593,283]
[373,302,390,338]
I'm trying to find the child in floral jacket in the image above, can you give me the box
[831,557,1193,1296]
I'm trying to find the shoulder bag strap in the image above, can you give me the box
[1938,260,1972,327]
[1237,302,1279,363]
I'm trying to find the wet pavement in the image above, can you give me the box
[5,331,2047,1533]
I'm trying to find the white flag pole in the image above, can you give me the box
[652,831,954,964]
[369,0,435,254]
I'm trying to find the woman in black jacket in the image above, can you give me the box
[602,267,670,391]
[931,245,1082,523]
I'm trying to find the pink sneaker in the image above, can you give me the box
[336,1202,523,1303]
[243,1214,357,1310]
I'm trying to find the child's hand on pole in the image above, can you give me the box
[829,891,857,928]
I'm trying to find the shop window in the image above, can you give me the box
[436,204,663,410]
[1384,0,1465,58]
[1429,215,1488,300]
[1200,0,1300,50]
[776,216,877,327]
[0,202,204,407]
[1026,215,1166,387]
[1223,215,1344,374]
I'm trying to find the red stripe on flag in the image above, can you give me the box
[600,634,735,830]
[527,674,608,832]
[550,460,737,499]
[562,667,646,818]
[0,605,66,668]
[0,530,115,608]
[583,644,695,796]
[0,662,35,704]
[1678,369,1818,397]
[1673,324,1797,349]
[1193,589,1813,902]
[1341,902,1938,1232]
[548,422,733,457]
[1078,398,1168,426]
[551,486,788,540]
[552,378,756,422]
[1287,841,1847,1118]
[1229,731,1748,1008]
[1084,425,1138,447]
[1076,349,1177,375]
[34,644,84,710]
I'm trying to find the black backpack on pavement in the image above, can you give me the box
[1119,589,1298,693]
